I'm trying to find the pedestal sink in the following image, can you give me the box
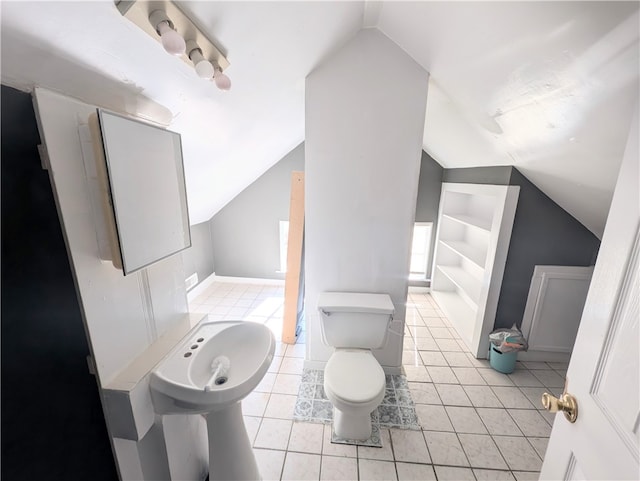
[150,319,275,481]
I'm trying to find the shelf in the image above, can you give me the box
[439,239,487,269]
[442,213,492,232]
[430,290,476,345]
[432,182,520,358]
[437,265,482,306]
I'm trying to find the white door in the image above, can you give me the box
[540,108,639,479]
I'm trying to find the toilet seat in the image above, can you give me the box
[324,349,385,404]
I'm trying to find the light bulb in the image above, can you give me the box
[157,21,185,56]
[188,47,214,79]
[195,59,215,79]
[214,68,231,91]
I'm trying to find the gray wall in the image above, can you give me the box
[210,142,305,279]
[443,166,512,185]
[442,166,600,330]
[181,221,214,289]
[414,151,444,279]
[196,149,600,335]
[497,168,600,329]
[209,147,442,281]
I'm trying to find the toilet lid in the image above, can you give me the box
[325,350,385,404]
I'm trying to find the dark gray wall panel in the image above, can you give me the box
[1,85,117,480]
[182,221,214,288]
[443,166,512,185]
[495,168,600,329]
[211,142,305,279]
[415,151,444,279]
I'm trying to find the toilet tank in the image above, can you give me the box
[318,292,395,349]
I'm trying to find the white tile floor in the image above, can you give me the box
[190,281,564,481]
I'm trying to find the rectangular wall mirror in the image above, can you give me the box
[96,109,191,275]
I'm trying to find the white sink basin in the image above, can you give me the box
[150,320,275,414]
[150,319,276,480]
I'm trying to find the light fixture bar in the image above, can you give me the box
[116,0,230,71]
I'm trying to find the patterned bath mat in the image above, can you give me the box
[293,369,420,447]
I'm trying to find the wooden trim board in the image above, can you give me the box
[282,171,304,344]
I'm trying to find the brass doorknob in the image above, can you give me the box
[541,392,578,423]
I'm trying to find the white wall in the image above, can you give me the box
[34,88,189,385]
[34,88,205,480]
[304,28,429,368]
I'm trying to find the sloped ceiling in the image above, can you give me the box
[1,2,638,237]
[375,1,639,238]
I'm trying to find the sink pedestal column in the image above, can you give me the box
[205,402,260,481]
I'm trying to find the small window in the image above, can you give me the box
[410,222,433,280]
[279,220,289,273]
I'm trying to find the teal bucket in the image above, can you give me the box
[488,346,518,374]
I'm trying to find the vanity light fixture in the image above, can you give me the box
[116,1,231,87]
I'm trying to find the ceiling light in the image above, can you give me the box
[117,1,231,89]
[149,10,185,56]
[214,66,232,91]
[187,41,214,79]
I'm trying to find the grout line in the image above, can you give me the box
[278,450,287,481]
[239,287,544,480]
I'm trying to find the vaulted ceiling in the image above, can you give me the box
[2,2,638,237]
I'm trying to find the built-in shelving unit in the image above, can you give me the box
[431,183,520,358]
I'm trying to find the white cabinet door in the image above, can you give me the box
[519,265,593,361]
[540,109,639,480]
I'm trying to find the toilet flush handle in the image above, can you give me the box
[320,309,331,316]
[387,317,403,337]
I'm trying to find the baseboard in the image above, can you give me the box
[186,272,217,302]
[303,359,326,371]
[383,365,404,375]
[408,286,430,294]
[187,273,286,303]
[212,274,285,286]
[516,350,572,363]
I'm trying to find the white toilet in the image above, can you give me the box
[317,291,395,440]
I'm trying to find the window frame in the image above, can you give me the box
[409,221,433,280]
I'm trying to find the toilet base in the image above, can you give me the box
[333,408,373,441]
